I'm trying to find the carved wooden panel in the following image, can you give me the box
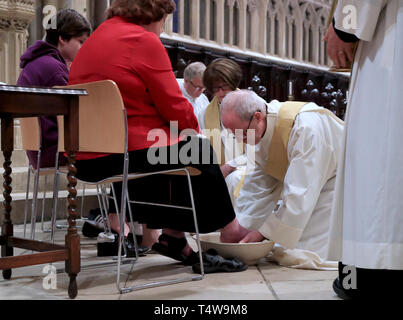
[163,39,350,119]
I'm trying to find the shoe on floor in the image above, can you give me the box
[97,232,150,257]
[332,277,353,300]
[82,220,104,238]
[82,208,106,238]
[192,249,248,274]
[152,234,199,266]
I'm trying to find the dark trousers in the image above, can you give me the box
[75,136,235,233]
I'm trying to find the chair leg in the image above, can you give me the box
[23,166,32,238]
[185,170,204,278]
[100,184,112,234]
[110,183,128,257]
[41,175,48,232]
[50,171,60,243]
[30,168,40,240]
[80,183,87,220]
[115,168,204,294]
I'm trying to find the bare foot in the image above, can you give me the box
[108,213,130,236]
[141,225,160,248]
[220,218,250,243]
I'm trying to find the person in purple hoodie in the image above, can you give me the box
[17,8,91,169]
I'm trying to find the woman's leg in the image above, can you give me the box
[142,225,160,248]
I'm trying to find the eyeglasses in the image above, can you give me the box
[232,114,255,140]
[188,79,205,91]
[212,83,232,93]
[243,114,255,138]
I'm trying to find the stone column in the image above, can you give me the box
[0,0,36,84]
[70,0,89,20]
[93,0,108,30]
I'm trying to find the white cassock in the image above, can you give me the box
[235,100,344,267]
[327,0,403,270]
[177,78,209,127]
[199,103,247,205]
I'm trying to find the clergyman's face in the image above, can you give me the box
[222,110,265,145]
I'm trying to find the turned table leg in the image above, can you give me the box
[1,118,14,280]
[1,150,13,280]
[65,152,80,299]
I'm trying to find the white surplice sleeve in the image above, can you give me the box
[258,113,337,249]
[334,0,388,41]
[235,162,281,230]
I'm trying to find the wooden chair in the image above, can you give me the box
[57,80,205,293]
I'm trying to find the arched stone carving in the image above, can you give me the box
[0,0,35,83]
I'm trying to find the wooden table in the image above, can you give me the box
[0,84,87,299]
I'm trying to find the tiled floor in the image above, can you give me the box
[0,222,340,300]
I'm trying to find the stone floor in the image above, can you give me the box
[0,221,340,301]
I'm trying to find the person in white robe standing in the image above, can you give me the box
[325,0,403,299]
[177,62,209,126]
[221,90,344,269]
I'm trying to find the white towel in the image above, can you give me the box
[266,245,338,270]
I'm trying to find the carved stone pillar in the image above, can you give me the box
[69,0,90,20]
[92,0,108,29]
[0,0,35,84]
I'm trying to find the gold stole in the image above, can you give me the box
[204,96,226,165]
[265,101,344,182]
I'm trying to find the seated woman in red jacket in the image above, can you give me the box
[68,0,249,263]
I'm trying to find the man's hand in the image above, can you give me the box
[220,164,236,178]
[323,24,356,68]
[239,230,265,243]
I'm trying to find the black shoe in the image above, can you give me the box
[97,233,150,257]
[82,209,105,238]
[333,278,353,300]
[88,208,103,221]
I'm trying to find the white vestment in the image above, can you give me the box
[177,78,209,127]
[199,101,247,205]
[327,0,403,270]
[235,100,344,262]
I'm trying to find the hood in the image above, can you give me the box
[20,40,65,69]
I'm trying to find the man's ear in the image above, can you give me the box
[256,111,264,120]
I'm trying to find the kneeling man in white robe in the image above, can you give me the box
[221,89,344,269]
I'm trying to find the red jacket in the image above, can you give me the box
[68,16,200,160]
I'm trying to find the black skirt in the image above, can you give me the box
[75,135,235,233]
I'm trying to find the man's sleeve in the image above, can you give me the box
[334,0,388,41]
[258,116,336,249]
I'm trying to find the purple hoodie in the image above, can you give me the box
[17,40,68,169]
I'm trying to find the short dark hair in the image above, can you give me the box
[203,58,242,94]
[106,0,176,25]
[45,9,91,47]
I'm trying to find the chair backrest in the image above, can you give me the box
[57,80,126,154]
[19,117,41,151]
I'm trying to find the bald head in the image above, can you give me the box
[221,90,266,120]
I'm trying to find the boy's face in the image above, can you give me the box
[58,34,88,64]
